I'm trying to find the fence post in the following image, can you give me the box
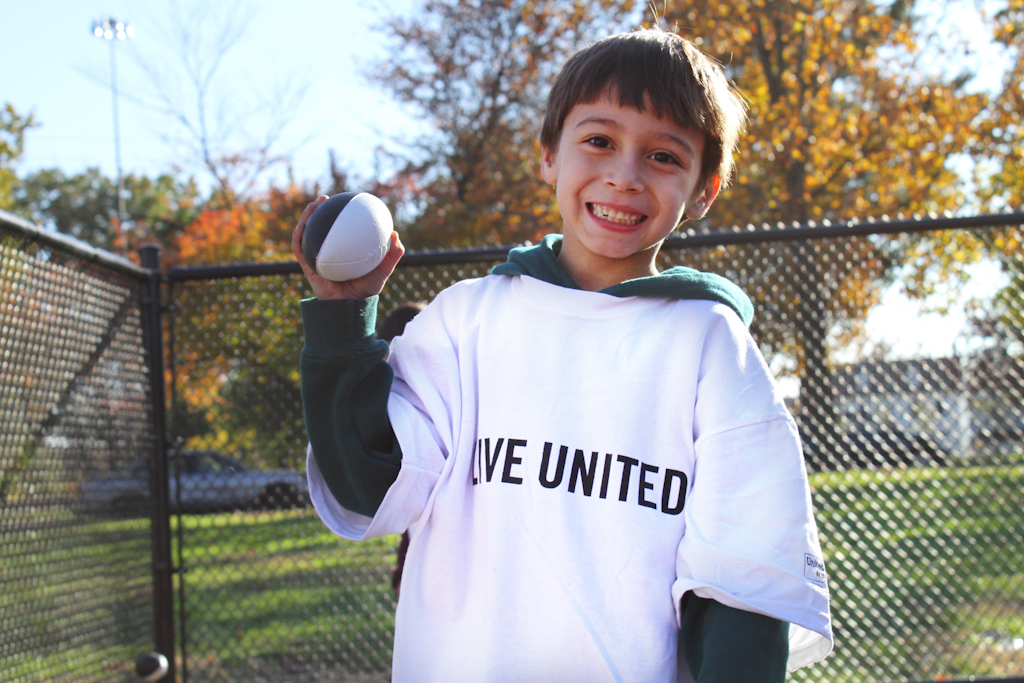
[139,243,176,682]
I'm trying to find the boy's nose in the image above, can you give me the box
[604,156,644,192]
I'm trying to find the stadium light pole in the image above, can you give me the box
[92,17,133,252]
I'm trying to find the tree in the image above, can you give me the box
[647,0,987,466]
[169,182,319,468]
[898,0,1024,357]
[659,0,986,228]
[974,0,1024,356]
[974,0,1024,210]
[12,168,201,253]
[132,0,306,206]
[369,0,636,249]
[0,103,37,211]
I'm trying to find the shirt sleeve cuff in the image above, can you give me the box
[300,296,379,355]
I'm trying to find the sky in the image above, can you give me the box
[1,0,1012,361]
[2,0,421,188]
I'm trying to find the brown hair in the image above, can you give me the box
[540,29,747,188]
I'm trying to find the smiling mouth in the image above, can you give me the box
[588,203,646,226]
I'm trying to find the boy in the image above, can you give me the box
[293,29,832,682]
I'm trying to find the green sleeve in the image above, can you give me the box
[300,296,402,518]
[679,594,790,682]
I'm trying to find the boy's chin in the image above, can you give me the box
[576,236,662,263]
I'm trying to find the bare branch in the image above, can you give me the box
[128,0,304,203]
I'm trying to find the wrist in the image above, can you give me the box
[300,296,380,355]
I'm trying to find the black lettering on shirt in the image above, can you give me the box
[639,463,659,509]
[472,439,479,485]
[617,455,639,502]
[568,450,598,496]
[539,443,567,489]
[474,436,688,517]
[484,438,504,482]
[599,453,613,499]
[502,439,526,485]
[662,469,688,515]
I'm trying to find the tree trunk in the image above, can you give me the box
[795,246,841,470]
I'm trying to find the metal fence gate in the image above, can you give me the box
[4,207,1024,682]
[0,211,171,683]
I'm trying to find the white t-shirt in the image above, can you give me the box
[308,274,833,682]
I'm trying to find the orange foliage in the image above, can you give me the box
[975,0,1024,210]
[656,0,986,227]
[172,184,318,267]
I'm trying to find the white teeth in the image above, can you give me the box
[590,203,644,225]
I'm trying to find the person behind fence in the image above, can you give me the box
[292,28,833,683]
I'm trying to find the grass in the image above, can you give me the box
[795,464,1024,681]
[3,464,1023,682]
[171,510,399,679]
[0,510,153,683]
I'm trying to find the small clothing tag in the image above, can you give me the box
[804,554,827,585]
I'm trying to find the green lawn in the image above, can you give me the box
[0,512,153,683]
[798,464,1024,681]
[3,464,1023,682]
[171,510,399,680]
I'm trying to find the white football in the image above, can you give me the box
[301,192,394,282]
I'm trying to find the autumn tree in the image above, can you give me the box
[369,0,637,249]
[983,0,1024,345]
[13,168,200,253]
[0,104,37,212]
[659,0,985,227]
[945,0,1024,360]
[644,0,987,465]
[975,0,1024,211]
[889,0,1024,356]
[169,182,319,468]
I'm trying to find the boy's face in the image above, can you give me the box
[541,91,721,288]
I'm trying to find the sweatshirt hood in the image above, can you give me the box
[491,234,754,327]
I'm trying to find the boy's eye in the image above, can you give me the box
[650,151,681,166]
[584,135,612,148]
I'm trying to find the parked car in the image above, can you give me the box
[801,425,948,470]
[79,450,309,516]
[845,426,948,468]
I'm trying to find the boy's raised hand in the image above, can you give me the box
[292,195,406,300]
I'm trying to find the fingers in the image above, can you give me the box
[291,225,308,271]
[300,195,328,224]
[366,232,405,288]
[339,232,405,299]
[378,231,405,274]
[291,197,402,301]
[293,195,329,279]
[292,196,327,258]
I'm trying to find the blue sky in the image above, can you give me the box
[2,0,420,188]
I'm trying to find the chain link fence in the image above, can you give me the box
[4,208,1023,682]
[164,271,395,683]
[654,223,1024,681]
[164,215,1024,682]
[1,213,157,683]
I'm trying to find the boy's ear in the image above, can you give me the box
[540,145,557,186]
[685,173,722,220]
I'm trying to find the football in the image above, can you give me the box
[301,192,394,282]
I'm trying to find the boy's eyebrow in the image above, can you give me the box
[574,116,697,156]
